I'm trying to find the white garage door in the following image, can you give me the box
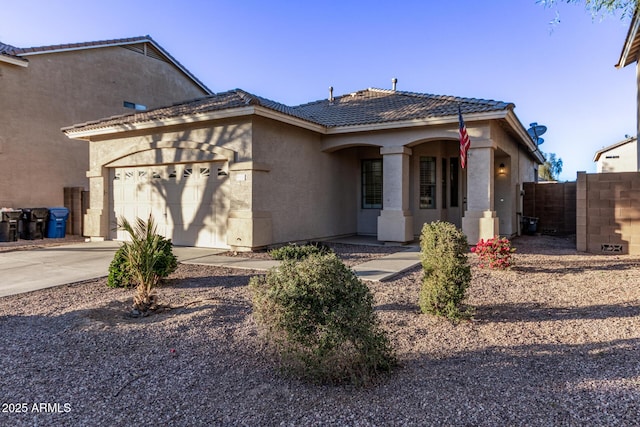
[111,162,229,248]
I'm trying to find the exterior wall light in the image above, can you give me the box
[498,163,506,175]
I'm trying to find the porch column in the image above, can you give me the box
[462,146,499,244]
[377,146,414,243]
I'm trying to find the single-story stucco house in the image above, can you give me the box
[63,85,545,250]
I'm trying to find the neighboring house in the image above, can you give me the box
[593,136,637,172]
[0,36,211,216]
[64,87,544,250]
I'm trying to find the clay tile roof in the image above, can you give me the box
[64,88,514,134]
[0,42,18,54]
[293,88,513,127]
[63,89,299,132]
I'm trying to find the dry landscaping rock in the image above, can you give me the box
[0,235,638,426]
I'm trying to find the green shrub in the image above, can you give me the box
[419,221,472,320]
[107,235,178,289]
[268,242,332,261]
[250,252,396,385]
[107,246,133,288]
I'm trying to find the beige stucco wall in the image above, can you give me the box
[84,120,251,242]
[0,45,208,209]
[251,117,358,244]
[77,107,540,248]
[490,122,538,237]
[596,140,638,172]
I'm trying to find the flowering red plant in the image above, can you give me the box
[471,236,516,269]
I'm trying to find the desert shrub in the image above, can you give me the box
[115,215,178,312]
[471,236,516,269]
[269,242,332,261]
[107,246,133,288]
[107,235,178,289]
[250,252,396,385]
[419,221,471,320]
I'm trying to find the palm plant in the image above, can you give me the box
[118,214,176,313]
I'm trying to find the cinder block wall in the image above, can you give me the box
[576,171,640,255]
[523,181,576,235]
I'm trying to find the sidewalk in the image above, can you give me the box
[0,240,421,297]
[181,246,421,282]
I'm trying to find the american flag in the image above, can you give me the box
[458,106,471,169]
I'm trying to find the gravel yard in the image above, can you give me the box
[0,235,639,426]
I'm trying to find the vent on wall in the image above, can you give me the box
[121,43,169,64]
[601,244,623,253]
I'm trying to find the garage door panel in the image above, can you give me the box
[111,163,228,248]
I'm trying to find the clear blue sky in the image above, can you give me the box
[1,0,635,181]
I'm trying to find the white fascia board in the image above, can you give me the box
[324,111,508,134]
[0,54,28,67]
[63,106,257,140]
[617,14,640,68]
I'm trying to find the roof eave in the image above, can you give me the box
[63,106,257,140]
[63,105,325,140]
[617,12,640,68]
[144,38,212,95]
[253,107,326,133]
[64,107,520,141]
[16,39,147,57]
[0,54,28,67]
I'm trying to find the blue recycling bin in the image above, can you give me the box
[46,207,69,238]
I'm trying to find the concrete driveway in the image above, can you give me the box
[0,241,225,297]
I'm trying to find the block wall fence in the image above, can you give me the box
[576,171,640,255]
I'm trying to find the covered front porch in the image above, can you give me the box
[325,125,528,246]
